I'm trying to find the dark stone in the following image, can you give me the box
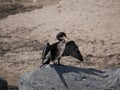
[0,77,8,90]
[19,65,120,90]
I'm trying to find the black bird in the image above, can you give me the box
[41,32,83,67]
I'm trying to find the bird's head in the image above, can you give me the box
[56,32,69,41]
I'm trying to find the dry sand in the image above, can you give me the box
[0,0,120,87]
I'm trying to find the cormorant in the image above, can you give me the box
[41,32,83,67]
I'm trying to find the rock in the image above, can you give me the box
[0,77,8,90]
[19,65,120,90]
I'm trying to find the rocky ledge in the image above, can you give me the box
[19,65,120,90]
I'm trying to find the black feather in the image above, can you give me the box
[41,40,83,67]
[62,41,83,61]
[42,43,51,63]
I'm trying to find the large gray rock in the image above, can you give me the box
[19,65,120,90]
[0,77,8,90]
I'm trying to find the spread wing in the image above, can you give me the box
[42,43,51,63]
[62,41,83,61]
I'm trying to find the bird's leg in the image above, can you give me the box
[51,60,56,65]
[57,57,61,65]
[53,60,56,64]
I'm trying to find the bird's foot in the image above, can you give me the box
[53,62,61,66]
[57,63,62,65]
[53,63,58,65]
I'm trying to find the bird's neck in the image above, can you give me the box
[58,40,66,49]
[60,39,66,44]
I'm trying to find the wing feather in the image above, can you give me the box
[62,41,83,61]
[42,43,51,63]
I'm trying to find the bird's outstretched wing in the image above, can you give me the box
[62,41,84,61]
[42,43,51,63]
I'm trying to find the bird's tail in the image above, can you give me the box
[40,57,51,68]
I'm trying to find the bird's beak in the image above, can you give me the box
[64,36,70,40]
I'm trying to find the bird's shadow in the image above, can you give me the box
[49,64,108,89]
